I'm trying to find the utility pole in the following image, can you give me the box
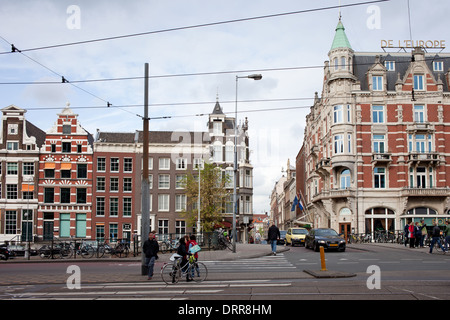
[141,63,150,275]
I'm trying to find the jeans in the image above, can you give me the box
[145,256,156,277]
[270,240,277,253]
[445,236,450,251]
[429,237,445,253]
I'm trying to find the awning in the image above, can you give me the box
[60,163,72,170]
[44,162,56,169]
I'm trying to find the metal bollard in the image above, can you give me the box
[320,246,327,271]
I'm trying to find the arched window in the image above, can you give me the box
[340,169,351,189]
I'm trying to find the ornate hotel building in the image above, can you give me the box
[299,19,450,235]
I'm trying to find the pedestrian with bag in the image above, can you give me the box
[188,235,201,279]
[143,231,159,280]
[420,220,427,248]
[267,222,280,256]
[429,222,446,254]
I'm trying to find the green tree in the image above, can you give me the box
[181,162,231,232]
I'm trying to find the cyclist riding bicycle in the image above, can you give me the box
[177,237,193,282]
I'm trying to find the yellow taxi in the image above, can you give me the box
[285,227,308,246]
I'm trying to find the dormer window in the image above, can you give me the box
[413,75,424,91]
[372,76,383,91]
[385,61,395,71]
[433,61,444,72]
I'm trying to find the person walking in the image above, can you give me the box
[443,220,450,252]
[267,222,280,256]
[408,222,415,248]
[429,222,446,254]
[142,232,159,280]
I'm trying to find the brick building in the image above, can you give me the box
[37,105,94,240]
[298,19,450,235]
[0,105,45,242]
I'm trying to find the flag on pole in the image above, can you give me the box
[291,194,304,211]
[298,194,304,211]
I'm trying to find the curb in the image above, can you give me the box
[303,269,357,279]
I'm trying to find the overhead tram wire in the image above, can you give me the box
[0,0,390,55]
[0,55,446,86]
[0,35,136,117]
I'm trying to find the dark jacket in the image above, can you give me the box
[177,242,188,259]
[143,239,159,258]
[432,225,441,238]
[267,225,280,241]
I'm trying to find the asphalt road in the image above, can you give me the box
[1,244,449,301]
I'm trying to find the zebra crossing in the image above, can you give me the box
[203,253,296,272]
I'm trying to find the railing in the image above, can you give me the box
[1,232,229,260]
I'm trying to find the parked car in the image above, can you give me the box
[305,228,346,252]
[0,245,11,260]
[7,245,38,257]
[277,230,287,245]
[285,227,308,246]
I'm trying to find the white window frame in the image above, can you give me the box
[158,194,170,212]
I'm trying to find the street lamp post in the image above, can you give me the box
[233,74,262,253]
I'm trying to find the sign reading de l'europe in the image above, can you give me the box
[381,40,446,49]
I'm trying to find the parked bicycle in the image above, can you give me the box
[159,238,179,254]
[216,230,233,251]
[111,240,130,258]
[161,253,208,285]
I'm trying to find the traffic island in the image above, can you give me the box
[303,245,356,278]
[303,269,356,278]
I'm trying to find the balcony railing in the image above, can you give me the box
[401,187,450,197]
[408,152,439,164]
[372,153,392,164]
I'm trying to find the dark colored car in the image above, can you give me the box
[7,245,38,257]
[305,228,346,252]
[0,246,11,260]
[277,230,287,245]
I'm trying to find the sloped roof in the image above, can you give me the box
[330,20,352,50]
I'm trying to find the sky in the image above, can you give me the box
[0,0,449,215]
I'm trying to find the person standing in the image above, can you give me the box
[404,222,410,247]
[267,222,280,256]
[420,220,427,248]
[414,222,422,248]
[408,223,415,248]
[143,232,159,280]
[429,222,446,254]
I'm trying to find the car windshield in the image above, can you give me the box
[292,229,307,235]
[280,231,287,236]
[315,229,338,237]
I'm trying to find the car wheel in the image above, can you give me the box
[314,242,320,252]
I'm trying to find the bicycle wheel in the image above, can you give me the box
[161,263,180,285]
[191,262,208,283]
[60,247,73,259]
[96,245,106,258]
[160,242,168,254]
[81,245,95,258]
